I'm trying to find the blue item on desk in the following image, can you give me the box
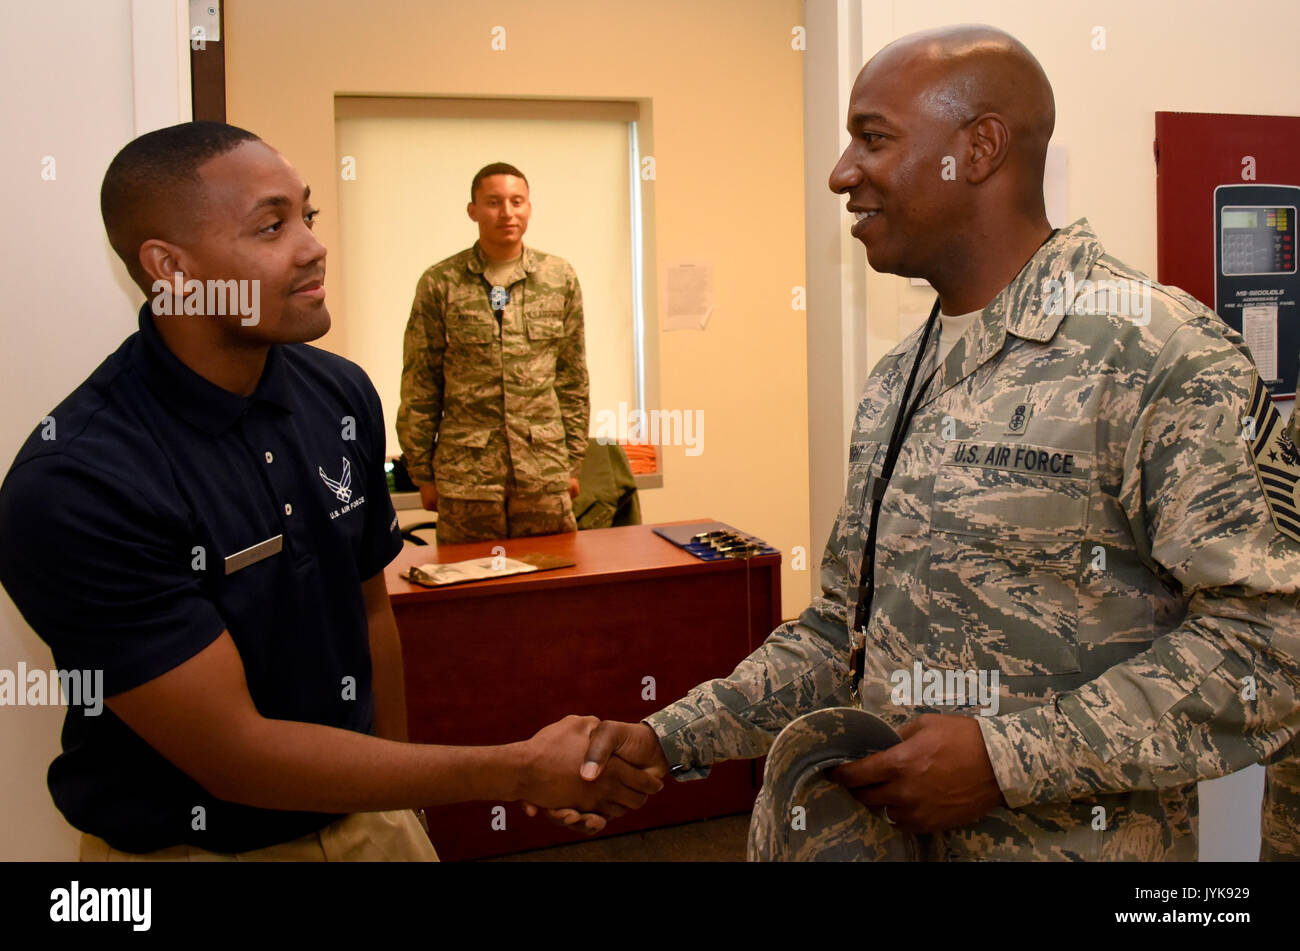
[653,521,779,561]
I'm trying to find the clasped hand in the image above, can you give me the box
[519,717,669,834]
[515,716,667,830]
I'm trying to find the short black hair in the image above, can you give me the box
[470,162,528,202]
[100,121,262,290]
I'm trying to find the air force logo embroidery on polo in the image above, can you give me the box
[319,457,352,503]
[1246,377,1300,543]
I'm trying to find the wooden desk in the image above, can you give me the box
[385,521,781,860]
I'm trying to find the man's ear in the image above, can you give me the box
[965,113,1011,186]
[138,239,189,292]
[466,202,479,223]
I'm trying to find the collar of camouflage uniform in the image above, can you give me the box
[998,216,1103,343]
[893,217,1104,399]
[468,239,539,277]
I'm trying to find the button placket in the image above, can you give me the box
[240,417,294,534]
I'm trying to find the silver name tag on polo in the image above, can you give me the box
[224,535,283,575]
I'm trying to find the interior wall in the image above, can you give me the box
[224,0,810,619]
[0,0,190,860]
[802,0,867,599]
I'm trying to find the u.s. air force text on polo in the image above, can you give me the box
[0,303,405,854]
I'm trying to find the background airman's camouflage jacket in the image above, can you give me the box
[397,242,589,501]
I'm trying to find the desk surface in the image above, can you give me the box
[385,520,781,604]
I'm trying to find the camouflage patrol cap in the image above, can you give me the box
[747,707,920,861]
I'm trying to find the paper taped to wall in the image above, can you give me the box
[664,260,714,330]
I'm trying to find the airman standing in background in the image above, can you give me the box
[397,163,589,543]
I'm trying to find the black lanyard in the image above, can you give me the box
[850,296,941,649]
[847,229,1057,690]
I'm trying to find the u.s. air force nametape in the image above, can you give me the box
[747,707,919,862]
[941,440,1090,479]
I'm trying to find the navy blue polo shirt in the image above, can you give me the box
[0,304,404,853]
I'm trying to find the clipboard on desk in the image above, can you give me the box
[401,551,574,587]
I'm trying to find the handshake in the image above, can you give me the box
[512,715,671,834]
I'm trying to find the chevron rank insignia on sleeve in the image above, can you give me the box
[1246,376,1300,543]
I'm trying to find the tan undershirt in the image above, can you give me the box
[483,252,523,289]
[937,308,981,362]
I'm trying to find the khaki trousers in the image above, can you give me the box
[79,809,439,862]
[436,490,576,543]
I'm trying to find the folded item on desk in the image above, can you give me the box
[401,551,574,587]
[653,521,779,561]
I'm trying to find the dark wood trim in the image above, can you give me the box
[190,2,226,121]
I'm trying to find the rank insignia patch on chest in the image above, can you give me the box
[999,389,1034,437]
[1246,377,1300,543]
[1007,402,1029,433]
[489,285,510,310]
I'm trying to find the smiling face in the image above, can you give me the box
[180,139,330,344]
[828,49,973,279]
[467,174,531,253]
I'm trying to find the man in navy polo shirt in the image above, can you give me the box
[0,122,659,860]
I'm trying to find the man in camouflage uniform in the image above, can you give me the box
[397,163,589,544]
[549,26,1300,859]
